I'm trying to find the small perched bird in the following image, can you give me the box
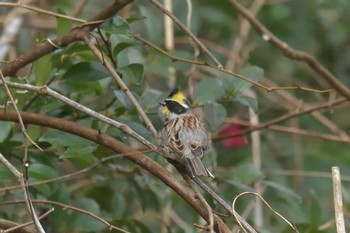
[158,87,214,178]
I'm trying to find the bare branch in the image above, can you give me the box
[232,192,299,233]
[135,34,332,94]
[0,80,156,150]
[148,0,223,69]
[332,167,346,233]
[229,0,350,99]
[0,0,134,76]
[214,97,347,140]
[82,36,158,137]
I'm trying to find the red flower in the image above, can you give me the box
[219,124,247,148]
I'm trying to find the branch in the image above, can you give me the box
[332,167,346,233]
[0,0,134,76]
[148,0,223,69]
[82,36,158,137]
[135,34,332,94]
[214,97,347,140]
[1,200,129,233]
[0,80,155,150]
[229,0,350,100]
[0,110,231,233]
[1,208,54,233]
[0,2,86,23]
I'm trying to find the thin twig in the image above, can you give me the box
[0,72,42,151]
[187,180,214,233]
[226,0,265,71]
[193,178,257,233]
[2,208,54,233]
[229,0,350,100]
[0,71,45,233]
[148,0,223,69]
[331,167,346,233]
[1,200,130,233]
[0,2,86,23]
[0,80,157,151]
[214,97,347,140]
[224,118,350,143]
[232,192,299,233]
[82,35,158,138]
[266,169,350,182]
[0,153,45,233]
[134,34,332,94]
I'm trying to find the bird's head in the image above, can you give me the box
[159,87,191,117]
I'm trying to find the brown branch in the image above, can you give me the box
[1,200,129,233]
[0,0,134,76]
[82,36,158,137]
[229,0,350,100]
[0,110,231,233]
[135,34,332,94]
[2,208,54,233]
[214,97,347,140]
[225,118,350,143]
[148,0,223,69]
[0,219,35,233]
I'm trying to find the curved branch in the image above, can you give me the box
[0,110,231,233]
[0,0,134,76]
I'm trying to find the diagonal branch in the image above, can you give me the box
[0,80,156,150]
[0,0,134,76]
[82,36,158,137]
[148,0,223,69]
[0,110,231,233]
[229,0,350,100]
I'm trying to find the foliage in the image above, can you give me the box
[0,0,350,232]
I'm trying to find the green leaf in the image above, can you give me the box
[56,9,72,36]
[117,63,144,85]
[0,162,15,179]
[234,94,258,112]
[237,66,264,92]
[34,54,52,85]
[221,66,264,94]
[59,145,95,159]
[39,130,91,147]
[61,62,110,82]
[0,121,12,143]
[29,163,58,180]
[113,41,135,56]
[234,164,263,184]
[262,180,301,201]
[71,198,104,232]
[103,16,131,35]
[139,88,162,110]
[204,102,226,129]
[193,78,225,103]
[113,89,132,110]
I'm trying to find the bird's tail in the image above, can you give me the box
[187,158,214,178]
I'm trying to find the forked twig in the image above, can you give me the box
[193,178,257,233]
[232,191,299,233]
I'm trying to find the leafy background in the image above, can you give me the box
[0,0,350,232]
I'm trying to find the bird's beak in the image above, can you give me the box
[158,100,165,106]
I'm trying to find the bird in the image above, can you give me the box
[158,87,214,178]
